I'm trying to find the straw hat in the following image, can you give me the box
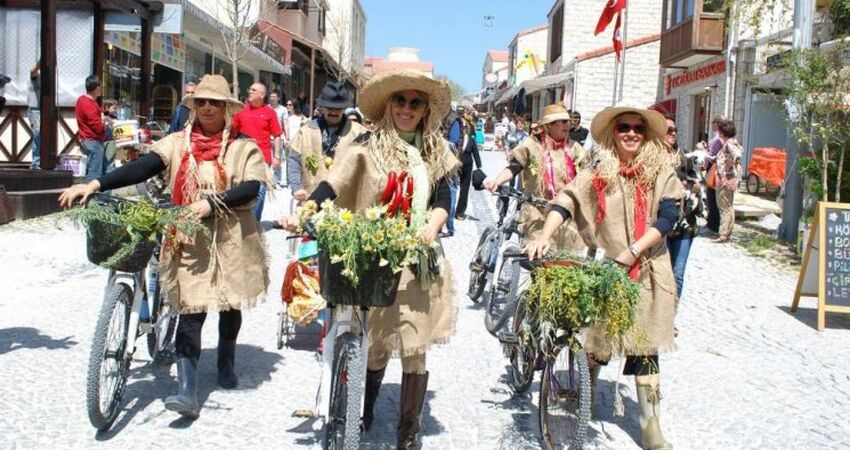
[359,69,452,122]
[590,102,667,142]
[182,74,243,109]
[539,103,572,125]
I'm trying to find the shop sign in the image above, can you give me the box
[105,31,187,72]
[664,60,726,95]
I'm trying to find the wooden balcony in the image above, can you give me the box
[660,12,725,68]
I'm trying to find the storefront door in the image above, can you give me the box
[693,92,712,146]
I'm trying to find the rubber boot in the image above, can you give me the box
[217,339,238,389]
[397,372,428,450]
[361,367,386,432]
[635,375,672,450]
[164,357,200,418]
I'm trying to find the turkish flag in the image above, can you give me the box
[594,0,626,35]
[613,12,624,61]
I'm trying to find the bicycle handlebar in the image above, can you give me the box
[495,185,549,209]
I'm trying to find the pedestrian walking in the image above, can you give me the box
[454,117,481,221]
[28,62,41,170]
[59,74,269,419]
[484,103,587,253]
[664,116,701,298]
[703,115,727,234]
[525,103,682,450]
[167,82,196,134]
[232,82,283,221]
[280,69,459,449]
[442,105,463,236]
[75,75,107,181]
[713,121,743,243]
[287,80,366,202]
[569,110,589,146]
[269,89,289,188]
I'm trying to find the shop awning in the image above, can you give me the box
[179,0,286,74]
[494,85,522,105]
[522,71,573,94]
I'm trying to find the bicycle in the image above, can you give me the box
[482,186,548,336]
[84,194,177,431]
[467,183,519,303]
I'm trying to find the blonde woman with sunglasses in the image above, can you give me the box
[525,104,683,450]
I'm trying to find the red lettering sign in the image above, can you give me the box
[665,60,727,95]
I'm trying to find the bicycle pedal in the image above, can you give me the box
[499,332,519,345]
[293,409,318,418]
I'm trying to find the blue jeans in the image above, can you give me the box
[28,109,41,169]
[667,235,693,298]
[80,140,106,181]
[446,176,459,234]
[253,182,267,222]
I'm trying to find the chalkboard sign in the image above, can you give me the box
[792,202,850,331]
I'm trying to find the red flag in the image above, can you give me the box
[594,0,626,35]
[613,12,624,61]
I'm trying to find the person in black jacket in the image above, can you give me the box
[454,117,482,220]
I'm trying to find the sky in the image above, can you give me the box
[360,0,554,94]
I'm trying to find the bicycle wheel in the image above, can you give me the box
[484,241,522,336]
[539,348,591,450]
[508,297,536,394]
[323,333,364,450]
[86,283,133,431]
[468,226,496,303]
[745,173,761,195]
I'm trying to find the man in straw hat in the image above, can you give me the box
[525,101,682,450]
[279,68,458,449]
[287,80,367,202]
[483,103,588,251]
[60,74,270,419]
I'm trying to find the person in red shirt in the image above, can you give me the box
[75,76,107,181]
[232,82,283,221]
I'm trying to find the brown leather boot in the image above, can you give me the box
[397,371,428,450]
[361,367,386,432]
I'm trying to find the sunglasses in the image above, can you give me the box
[615,122,647,135]
[390,94,427,111]
[286,103,293,106]
[667,126,677,135]
[195,98,225,108]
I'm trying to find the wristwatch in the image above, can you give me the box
[628,244,641,258]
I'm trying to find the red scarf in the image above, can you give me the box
[172,130,229,206]
[543,137,577,199]
[591,165,649,280]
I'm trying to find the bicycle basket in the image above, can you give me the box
[85,204,156,273]
[317,248,402,308]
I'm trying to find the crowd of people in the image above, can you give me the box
[56,66,748,449]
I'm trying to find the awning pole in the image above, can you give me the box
[310,47,316,113]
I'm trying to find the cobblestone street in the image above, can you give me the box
[2,152,850,449]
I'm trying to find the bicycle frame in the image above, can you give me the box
[316,305,369,418]
[104,269,147,363]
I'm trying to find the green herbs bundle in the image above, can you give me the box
[526,260,641,354]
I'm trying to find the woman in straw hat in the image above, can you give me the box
[483,103,588,252]
[280,69,458,449]
[525,104,682,450]
[59,74,269,419]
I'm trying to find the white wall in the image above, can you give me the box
[515,29,548,84]
[322,0,366,73]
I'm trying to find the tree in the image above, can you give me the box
[323,3,354,83]
[435,75,465,101]
[218,0,257,97]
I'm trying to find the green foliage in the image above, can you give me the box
[831,0,850,36]
[743,235,778,255]
[526,260,641,356]
[435,74,465,101]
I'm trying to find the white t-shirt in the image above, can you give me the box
[287,114,304,142]
[273,104,288,135]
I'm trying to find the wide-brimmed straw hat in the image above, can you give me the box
[590,102,667,142]
[539,104,572,125]
[182,74,243,109]
[359,69,452,122]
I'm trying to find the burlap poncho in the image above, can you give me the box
[152,132,269,314]
[291,119,367,194]
[510,136,587,252]
[325,139,459,357]
[551,159,683,358]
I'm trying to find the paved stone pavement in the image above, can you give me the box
[2,151,850,449]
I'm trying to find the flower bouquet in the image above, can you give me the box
[302,200,424,307]
[525,254,642,355]
[64,195,209,272]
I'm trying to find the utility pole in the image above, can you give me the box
[779,0,815,242]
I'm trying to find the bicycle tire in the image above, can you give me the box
[468,226,496,303]
[86,283,133,431]
[323,333,364,450]
[508,297,536,394]
[745,173,761,195]
[484,241,522,336]
[146,285,176,362]
[539,348,592,450]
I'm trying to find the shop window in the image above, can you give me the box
[693,92,712,145]
[549,3,563,63]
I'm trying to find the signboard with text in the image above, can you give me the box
[792,202,850,330]
[664,60,726,95]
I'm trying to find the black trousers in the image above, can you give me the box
[175,309,242,360]
[455,154,474,218]
[706,187,720,232]
[623,355,659,376]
